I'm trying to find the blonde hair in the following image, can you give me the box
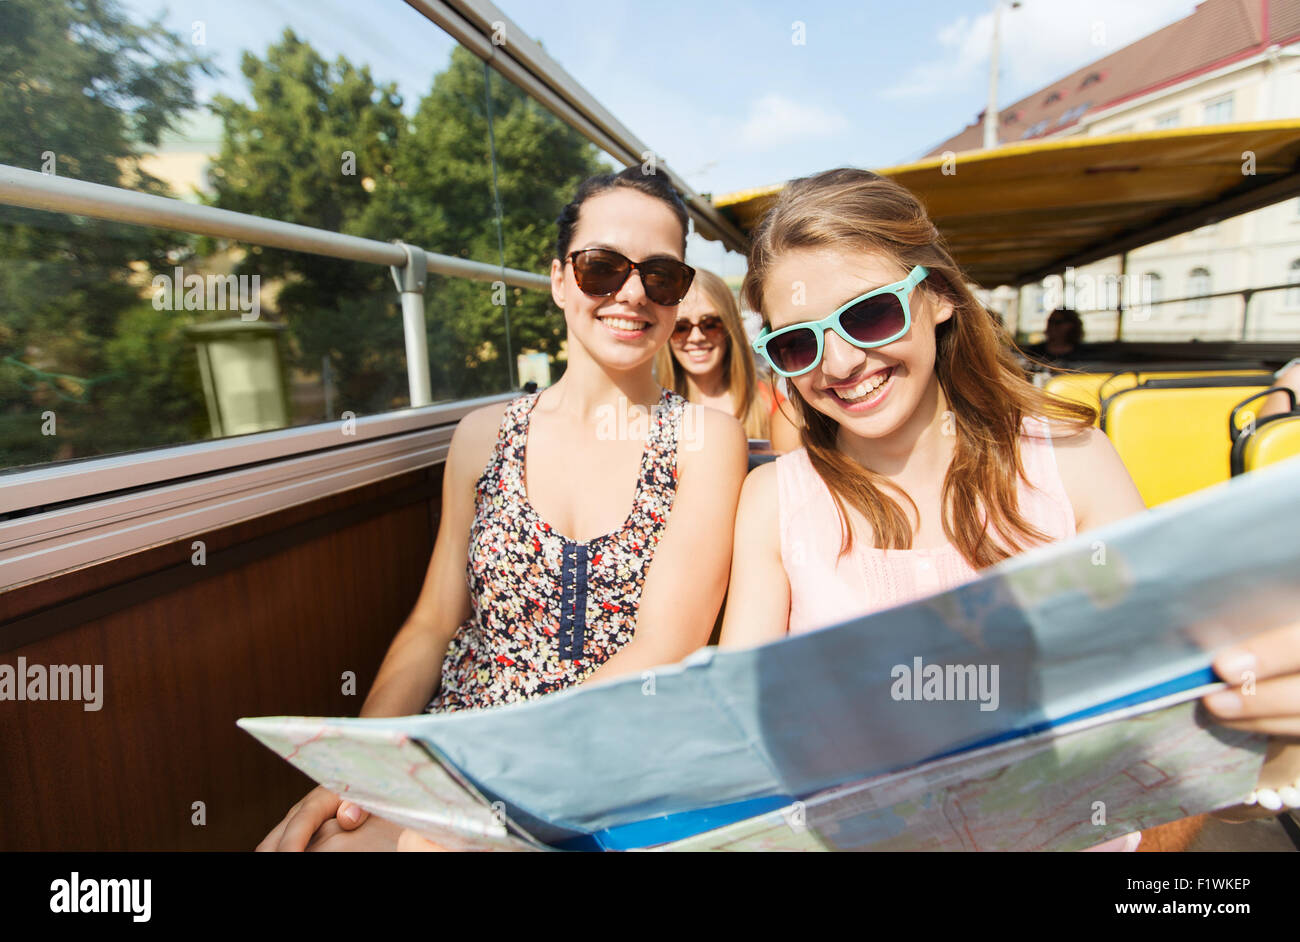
[656,268,768,438]
[743,168,1095,570]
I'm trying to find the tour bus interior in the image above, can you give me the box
[2,0,1299,852]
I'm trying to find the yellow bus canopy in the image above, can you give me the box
[711,121,1300,288]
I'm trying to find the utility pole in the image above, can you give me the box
[984,1,1021,149]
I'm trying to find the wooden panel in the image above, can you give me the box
[0,466,442,850]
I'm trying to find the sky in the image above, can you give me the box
[122,0,1199,275]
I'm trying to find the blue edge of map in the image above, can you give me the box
[550,665,1220,851]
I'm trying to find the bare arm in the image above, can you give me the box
[358,404,502,716]
[1260,361,1300,419]
[258,401,503,850]
[583,406,748,684]
[1051,424,1146,532]
[718,464,790,649]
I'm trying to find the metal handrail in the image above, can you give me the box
[0,165,549,290]
[0,162,551,409]
[1033,281,1300,342]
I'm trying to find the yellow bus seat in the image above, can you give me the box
[1242,417,1300,473]
[1101,382,1272,506]
[1097,369,1271,403]
[1229,387,1300,476]
[1044,372,1110,426]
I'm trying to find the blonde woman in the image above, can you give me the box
[657,268,800,453]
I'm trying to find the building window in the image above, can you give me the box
[1154,110,1180,129]
[1186,267,1211,315]
[1044,90,1062,106]
[1056,102,1092,126]
[1021,119,1049,139]
[1081,72,1103,89]
[1203,94,1234,124]
[1141,271,1163,313]
[1287,260,1300,308]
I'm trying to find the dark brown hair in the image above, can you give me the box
[743,168,1096,569]
[555,165,689,260]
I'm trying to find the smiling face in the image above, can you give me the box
[549,188,687,374]
[763,246,952,440]
[668,284,729,379]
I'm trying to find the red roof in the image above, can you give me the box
[925,0,1300,156]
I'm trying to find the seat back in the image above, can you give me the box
[1043,372,1109,426]
[1098,369,1272,403]
[1226,386,1300,476]
[1101,381,1271,505]
[1244,417,1300,473]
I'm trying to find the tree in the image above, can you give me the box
[207,37,606,408]
[0,0,211,468]
[386,45,606,394]
[207,30,412,414]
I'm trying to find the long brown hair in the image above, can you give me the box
[742,168,1095,569]
[656,268,768,438]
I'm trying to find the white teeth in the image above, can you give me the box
[834,369,892,401]
[601,316,647,332]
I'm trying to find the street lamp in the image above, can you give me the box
[984,0,1022,149]
[186,318,290,438]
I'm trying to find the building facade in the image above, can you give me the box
[930,0,1300,343]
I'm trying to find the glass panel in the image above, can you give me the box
[481,63,611,392]
[0,218,414,470]
[0,0,526,470]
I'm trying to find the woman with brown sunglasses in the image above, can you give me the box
[656,268,801,453]
[257,166,748,851]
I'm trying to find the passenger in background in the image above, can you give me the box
[656,268,801,453]
[719,167,1300,845]
[1020,307,1084,367]
[1260,356,1300,418]
[259,165,748,851]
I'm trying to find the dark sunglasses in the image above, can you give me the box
[672,315,726,340]
[567,248,695,307]
[753,266,928,377]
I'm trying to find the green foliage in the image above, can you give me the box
[0,0,211,468]
[208,39,605,405]
[385,46,608,391]
[205,29,410,413]
[0,8,608,470]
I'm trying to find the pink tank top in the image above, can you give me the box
[775,419,1139,852]
[777,415,1077,637]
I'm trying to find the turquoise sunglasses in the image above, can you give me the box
[752,265,929,377]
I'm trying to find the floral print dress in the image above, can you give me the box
[427,387,687,713]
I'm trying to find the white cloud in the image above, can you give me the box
[737,93,849,151]
[882,0,1197,102]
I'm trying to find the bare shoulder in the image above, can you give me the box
[1048,423,1119,473]
[1047,422,1146,529]
[734,461,781,540]
[447,398,512,483]
[741,459,780,502]
[677,402,747,476]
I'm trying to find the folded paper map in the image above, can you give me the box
[240,455,1300,850]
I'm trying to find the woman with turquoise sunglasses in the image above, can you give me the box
[719,167,1300,846]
